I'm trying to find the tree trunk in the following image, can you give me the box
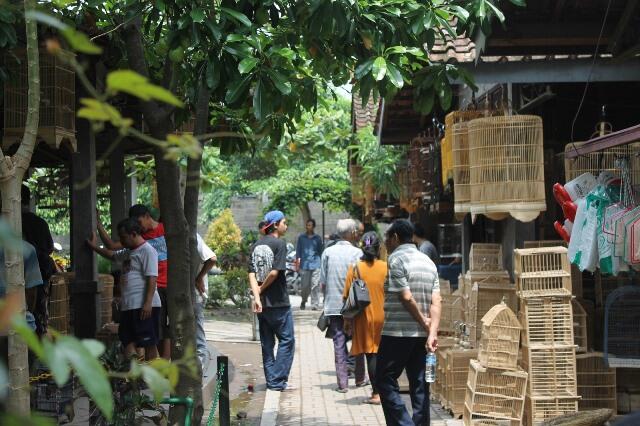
[183,83,210,425]
[122,18,203,423]
[300,202,311,224]
[3,0,40,414]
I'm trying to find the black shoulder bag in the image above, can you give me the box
[340,262,371,319]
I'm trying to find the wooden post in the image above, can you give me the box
[70,75,100,338]
[109,145,127,239]
[461,213,472,273]
[217,355,231,426]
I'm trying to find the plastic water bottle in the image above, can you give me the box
[425,351,436,383]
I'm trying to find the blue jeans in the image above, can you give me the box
[376,335,430,426]
[258,307,295,390]
[194,302,209,372]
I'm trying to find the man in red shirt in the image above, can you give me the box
[97,205,171,359]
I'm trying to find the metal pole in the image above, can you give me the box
[218,356,231,426]
[322,202,326,245]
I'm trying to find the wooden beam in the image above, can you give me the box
[488,37,609,48]
[607,0,639,54]
[564,123,640,158]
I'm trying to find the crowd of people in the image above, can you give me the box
[248,211,442,425]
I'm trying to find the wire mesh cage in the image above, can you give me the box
[576,352,616,413]
[523,396,579,426]
[572,299,588,353]
[464,359,528,425]
[2,50,76,151]
[604,285,640,368]
[470,244,504,272]
[564,141,640,185]
[478,304,522,371]
[49,273,70,334]
[468,115,546,222]
[521,344,578,398]
[30,364,76,420]
[520,295,574,348]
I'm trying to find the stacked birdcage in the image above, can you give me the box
[514,247,579,425]
[444,348,479,418]
[572,299,588,353]
[3,50,76,151]
[564,141,640,186]
[468,115,546,222]
[464,305,528,426]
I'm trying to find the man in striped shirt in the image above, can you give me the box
[376,219,441,426]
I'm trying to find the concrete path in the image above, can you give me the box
[271,304,462,426]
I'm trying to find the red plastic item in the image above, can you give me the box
[562,201,577,223]
[553,183,571,206]
[554,220,570,242]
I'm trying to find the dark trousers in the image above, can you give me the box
[376,335,430,426]
[258,307,295,390]
[355,353,378,393]
[328,316,350,389]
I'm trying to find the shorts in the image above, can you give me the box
[118,307,161,348]
[157,287,172,340]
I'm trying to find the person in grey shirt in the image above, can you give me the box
[296,218,323,310]
[320,219,363,392]
[413,223,440,266]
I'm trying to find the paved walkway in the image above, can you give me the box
[275,308,461,426]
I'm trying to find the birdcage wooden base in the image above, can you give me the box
[523,396,579,426]
[519,295,574,347]
[521,344,578,399]
[464,360,528,426]
[577,352,617,414]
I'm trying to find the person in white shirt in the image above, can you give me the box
[195,234,216,372]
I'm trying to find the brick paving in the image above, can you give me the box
[276,308,462,426]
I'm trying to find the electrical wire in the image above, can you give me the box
[569,0,614,146]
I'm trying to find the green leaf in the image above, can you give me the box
[485,0,506,22]
[238,57,259,74]
[81,340,105,358]
[57,337,113,419]
[510,0,526,6]
[42,339,71,387]
[106,70,184,107]
[372,57,387,81]
[274,47,295,60]
[206,58,221,89]
[386,63,404,88]
[226,34,246,43]
[448,5,470,22]
[415,89,435,114]
[253,78,273,121]
[0,8,15,23]
[225,74,252,104]
[26,11,102,54]
[354,57,375,80]
[266,69,292,95]
[437,80,452,110]
[220,7,252,27]
[190,7,205,23]
[204,19,222,41]
[384,46,407,55]
[140,365,171,401]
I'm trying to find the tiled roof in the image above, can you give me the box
[429,33,476,63]
[352,95,379,131]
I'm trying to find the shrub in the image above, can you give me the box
[225,268,251,308]
[207,274,228,307]
[205,209,242,257]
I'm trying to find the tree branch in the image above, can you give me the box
[14,0,40,176]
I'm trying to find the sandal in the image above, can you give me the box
[334,387,348,393]
[355,380,370,387]
[363,397,381,405]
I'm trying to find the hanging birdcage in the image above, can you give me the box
[468,115,546,222]
[3,50,76,151]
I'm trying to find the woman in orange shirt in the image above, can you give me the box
[343,231,388,405]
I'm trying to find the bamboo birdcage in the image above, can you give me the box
[521,344,578,399]
[520,295,574,347]
[445,110,483,191]
[350,164,365,205]
[99,274,114,325]
[468,115,546,222]
[463,359,528,426]
[466,280,517,347]
[572,299,588,353]
[514,247,572,298]
[446,348,479,417]
[2,50,76,151]
[441,293,464,335]
[469,243,503,272]
[564,141,640,185]
[524,396,579,426]
[576,352,617,413]
[49,273,71,334]
[478,304,521,371]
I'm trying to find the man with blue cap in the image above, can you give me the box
[248,210,296,391]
